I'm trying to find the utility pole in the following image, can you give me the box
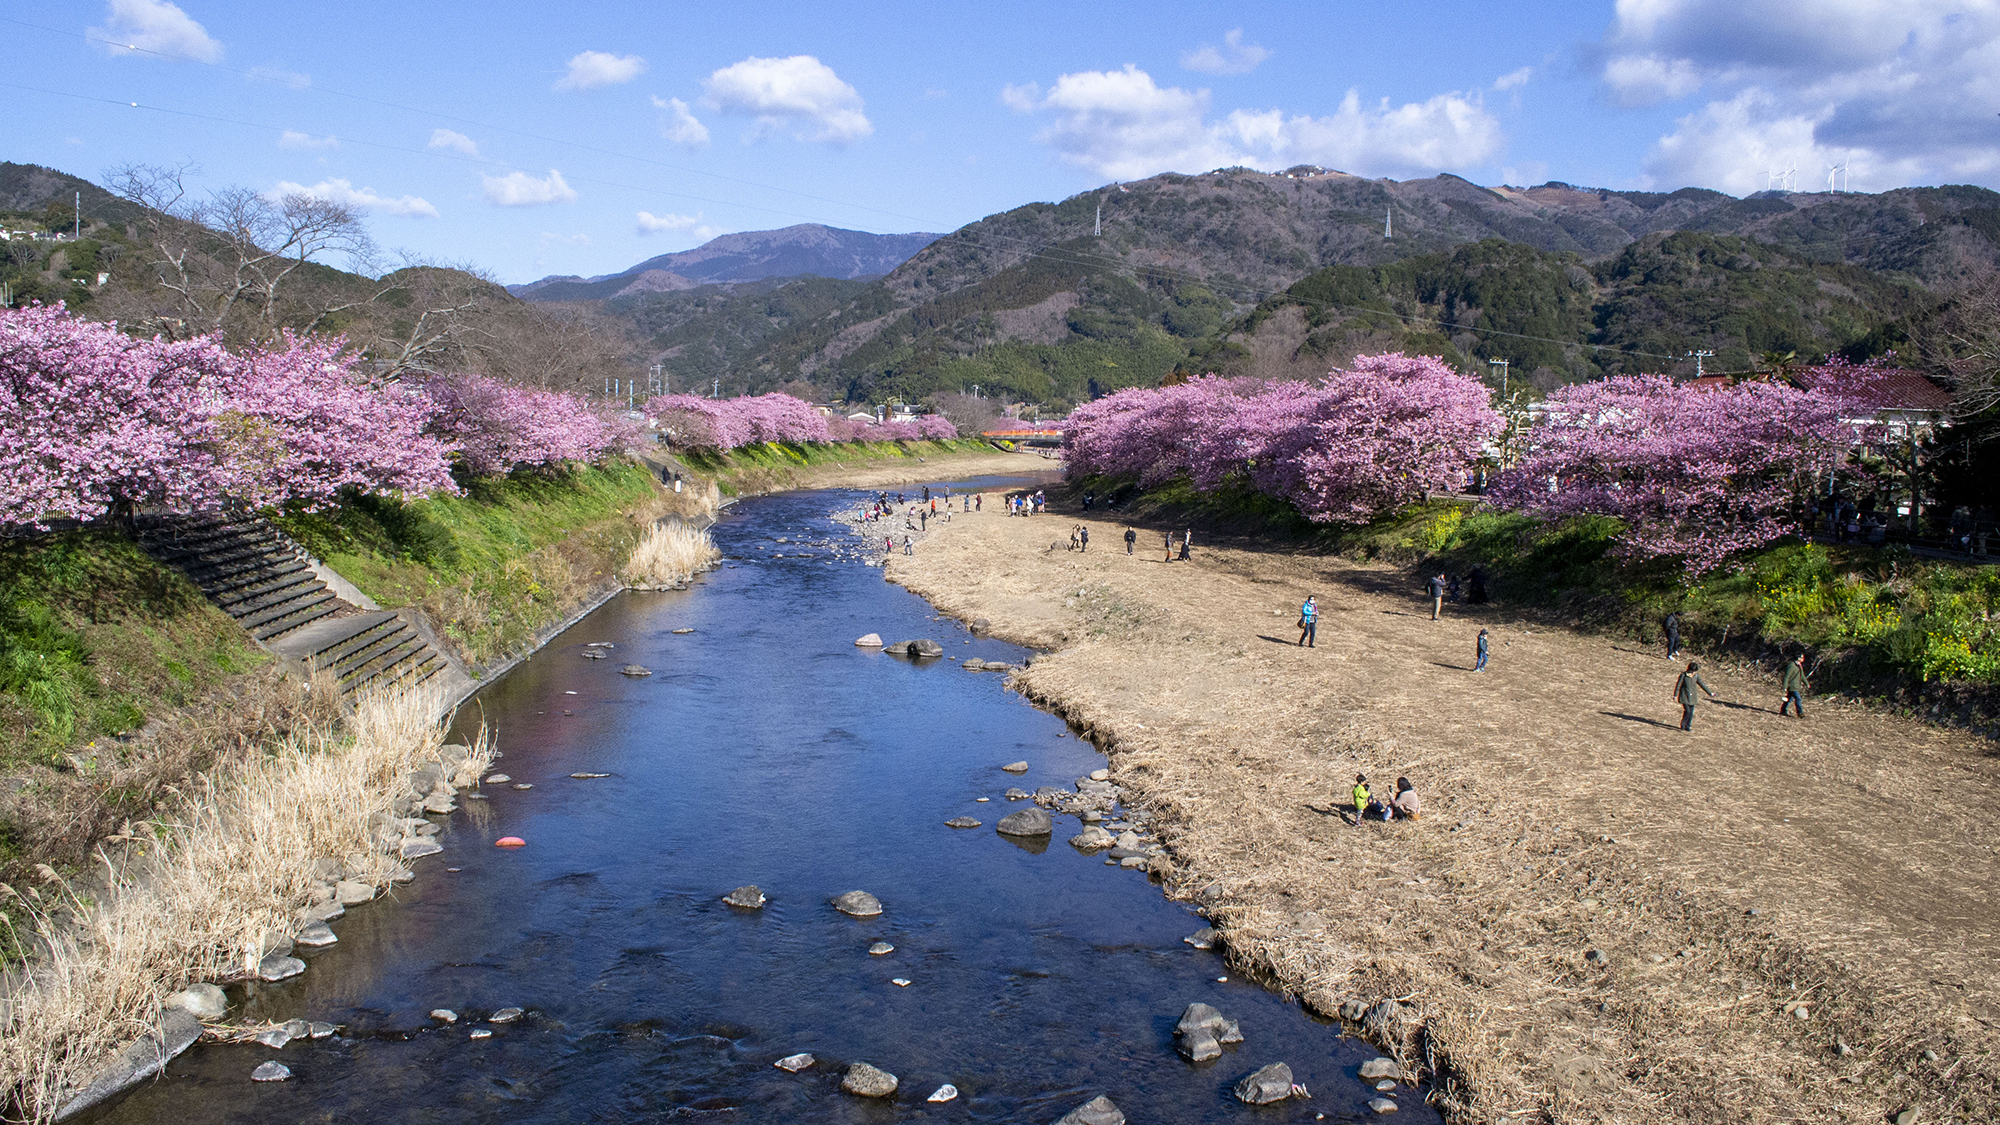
[626,379,635,410]
[1094,203,1101,236]
[712,379,720,400]
[74,191,81,240]
[1384,207,1392,239]
[1684,349,1715,378]
[1488,357,1509,396]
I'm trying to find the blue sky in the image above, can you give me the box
[8,1,1998,283]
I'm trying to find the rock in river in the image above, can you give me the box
[832,890,882,916]
[1177,1002,1244,1044]
[1054,1094,1125,1125]
[294,922,337,948]
[927,1084,958,1103]
[996,807,1053,837]
[1004,787,1031,800]
[620,664,653,677]
[1369,1097,1399,1114]
[1000,761,1030,773]
[1235,1062,1294,1105]
[334,880,374,906]
[256,954,305,982]
[251,1061,291,1082]
[945,817,983,828]
[854,633,883,647]
[908,638,945,657]
[165,983,228,1021]
[1183,927,1218,950]
[1360,1057,1403,1081]
[1178,1026,1220,1062]
[869,942,895,955]
[1069,826,1113,849]
[774,1053,815,1072]
[490,1008,524,1024]
[722,885,766,909]
[400,837,443,860]
[841,1062,898,1097]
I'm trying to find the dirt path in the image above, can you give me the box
[887,503,1999,1124]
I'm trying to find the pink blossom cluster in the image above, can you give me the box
[1063,353,1503,523]
[0,304,636,528]
[0,304,453,527]
[1489,375,1846,574]
[649,392,955,449]
[424,372,637,475]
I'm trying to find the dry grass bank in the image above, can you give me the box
[0,681,486,1122]
[887,506,1999,1125]
[621,522,722,587]
[677,443,1052,500]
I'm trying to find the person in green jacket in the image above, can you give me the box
[1674,662,1718,731]
[1780,654,1808,717]
[1350,774,1371,826]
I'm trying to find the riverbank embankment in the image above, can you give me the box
[667,439,1048,501]
[884,503,1999,1124]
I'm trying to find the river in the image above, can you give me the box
[88,481,1434,1124]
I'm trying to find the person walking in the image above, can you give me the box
[1674,661,1718,731]
[1124,528,1137,555]
[1178,529,1191,561]
[1350,774,1371,827]
[1427,572,1447,621]
[1780,653,1808,717]
[1297,596,1318,647]
[1079,526,1089,552]
[902,535,913,556]
[975,494,982,512]
[1164,531,1174,562]
[1663,612,1682,660]
[1473,628,1489,672]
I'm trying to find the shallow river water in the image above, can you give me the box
[91,482,1435,1124]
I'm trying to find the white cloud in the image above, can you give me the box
[278,130,337,150]
[269,178,438,218]
[1493,66,1534,92]
[554,50,646,92]
[651,96,710,149]
[427,128,481,157]
[702,55,873,143]
[636,211,724,240]
[1009,64,1502,181]
[1597,0,2000,192]
[247,64,310,89]
[482,169,577,207]
[539,231,592,245]
[1181,29,1272,76]
[89,0,222,62]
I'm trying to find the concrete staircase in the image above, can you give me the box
[132,512,460,700]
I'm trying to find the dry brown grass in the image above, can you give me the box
[889,505,2000,1125]
[621,522,722,587]
[0,680,486,1122]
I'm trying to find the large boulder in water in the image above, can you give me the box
[840,1061,898,1097]
[832,890,882,916]
[881,641,911,655]
[1176,1002,1243,1042]
[1234,1062,1294,1104]
[1054,1095,1125,1125]
[854,633,883,647]
[722,885,766,909]
[996,807,1053,837]
[904,639,944,657]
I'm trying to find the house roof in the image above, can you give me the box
[1794,368,1953,411]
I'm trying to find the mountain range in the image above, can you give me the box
[507,224,941,302]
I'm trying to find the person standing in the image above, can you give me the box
[902,535,913,556]
[1350,774,1371,827]
[1124,527,1137,555]
[1473,628,1489,672]
[1664,612,1682,660]
[1780,654,1808,717]
[1178,529,1191,561]
[1079,526,1089,552]
[1164,531,1174,561]
[1298,596,1317,647]
[975,494,982,512]
[1674,662,1717,731]
[1427,572,1447,621]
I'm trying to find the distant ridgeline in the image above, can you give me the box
[576,170,2000,410]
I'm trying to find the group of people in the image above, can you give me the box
[1008,491,1048,516]
[1349,774,1422,824]
[1423,567,1489,620]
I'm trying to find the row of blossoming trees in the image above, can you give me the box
[0,304,636,528]
[645,393,955,449]
[1064,351,1896,575]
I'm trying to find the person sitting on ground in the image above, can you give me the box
[1391,777,1422,821]
[1350,774,1371,826]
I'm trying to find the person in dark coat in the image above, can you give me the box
[1079,526,1089,552]
[1674,662,1717,731]
[1124,527,1137,554]
[1664,612,1682,660]
[1178,529,1191,560]
[1427,572,1447,621]
[1473,628,1489,672]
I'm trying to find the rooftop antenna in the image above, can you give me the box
[1684,349,1715,378]
[1384,206,1392,239]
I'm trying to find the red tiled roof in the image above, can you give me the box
[1794,368,1953,411]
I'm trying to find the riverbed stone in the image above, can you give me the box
[294,922,337,948]
[485,774,511,785]
[620,664,653,677]
[580,649,605,659]
[906,639,945,657]
[882,641,911,654]
[164,983,228,1021]
[251,1061,291,1082]
[1360,1057,1402,1080]
[1053,1094,1125,1125]
[723,885,767,909]
[1089,768,1111,782]
[841,1062,898,1097]
[490,1008,523,1024]
[833,890,883,916]
[334,879,374,906]
[962,658,987,670]
[1177,1002,1244,1044]
[400,837,443,860]
[1178,1026,1221,1061]
[1001,761,1029,773]
[1369,1097,1399,1114]
[970,618,991,634]
[1183,927,1218,950]
[253,1026,292,1049]
[309,1022,336,1038]
[1004,787,1031,800]
[855,633,883,647]
[997,807,1053,837]
[869,941,895,955]
[945,816,983,828]
[1115,831,1141,850]
[299,900,344,925]
[927,1084,959,1102]
[775,1052,815,1072]
[1069,826,1114,849]
[1235,1062,1294,1104]
[422,794,456,815]
[256,955,305,982]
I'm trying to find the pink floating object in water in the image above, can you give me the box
[495,836,526,848]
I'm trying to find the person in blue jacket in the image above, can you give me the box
[1297,596,1317,647]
